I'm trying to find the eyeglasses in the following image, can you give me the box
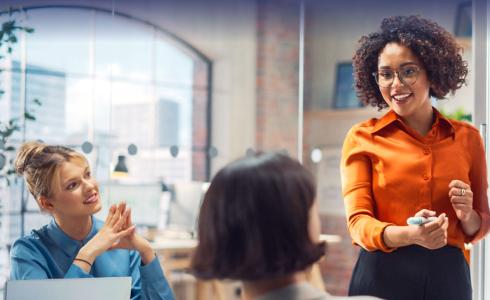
[372,65,422,88]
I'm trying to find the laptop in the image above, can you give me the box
[5,277,132,300]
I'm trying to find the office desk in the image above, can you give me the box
[151,238,197,278]
[152,238,222,300]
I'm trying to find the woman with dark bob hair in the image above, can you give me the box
[192,152,377,300]
[342,15,490,299]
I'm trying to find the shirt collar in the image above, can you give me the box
[433,107,455,136]
[371,109,398,134]
[46,216,100,257]
[371,107,455,137]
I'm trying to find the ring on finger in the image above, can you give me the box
[461,188,466,196]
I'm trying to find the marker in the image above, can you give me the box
[406,216,438,225]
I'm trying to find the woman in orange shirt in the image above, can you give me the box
[341,16,490,300]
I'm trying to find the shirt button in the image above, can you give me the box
[423,149,430,155]
[423,175,430,180]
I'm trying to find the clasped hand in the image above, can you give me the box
[409,209,448,250]
[80,202,147,260]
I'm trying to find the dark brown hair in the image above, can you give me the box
[191,152,326,280]
[353,15,468,110]
[15,141,86,209]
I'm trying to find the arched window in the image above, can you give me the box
[0,5,211,242]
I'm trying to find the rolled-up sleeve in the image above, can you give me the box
[465,132,490,243]
[341,127,395,252]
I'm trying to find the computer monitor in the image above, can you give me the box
[167,181,209,233]
[98,181,162,227]
[5,277,131,300]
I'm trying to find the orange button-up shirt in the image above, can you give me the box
[341,108,490,261]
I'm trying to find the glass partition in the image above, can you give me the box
[0,5,210,238]
[0,1,302,297]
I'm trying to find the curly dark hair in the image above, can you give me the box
[353,15,468,110]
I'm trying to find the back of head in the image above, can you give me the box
[191,152,325,281]
[15,141,86,207]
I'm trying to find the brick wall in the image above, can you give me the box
[319,214,359,296]
[256,0,300,156]
[255,0,359,296]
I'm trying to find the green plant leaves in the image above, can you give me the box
[24,112,36,121]
[440,107,472,122]
[0,10,36,186]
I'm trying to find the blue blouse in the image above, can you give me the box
[10,217,174,300]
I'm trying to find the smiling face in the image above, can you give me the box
[377,42,433,122]
[41,158,102,220]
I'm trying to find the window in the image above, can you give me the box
[0,5,211,259]
[454,2,472,38]
[333,62,362,109]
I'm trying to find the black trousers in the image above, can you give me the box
[348,245,472,300]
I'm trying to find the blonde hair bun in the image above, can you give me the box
[15,141,46,175]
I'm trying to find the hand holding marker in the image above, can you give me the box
[406,216,439,225]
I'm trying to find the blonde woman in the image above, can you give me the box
[10,142,174,300]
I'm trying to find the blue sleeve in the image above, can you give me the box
[129,251,174,300]
[10,239,93,280]
[63,264,93,278]
[10,240,49,280]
